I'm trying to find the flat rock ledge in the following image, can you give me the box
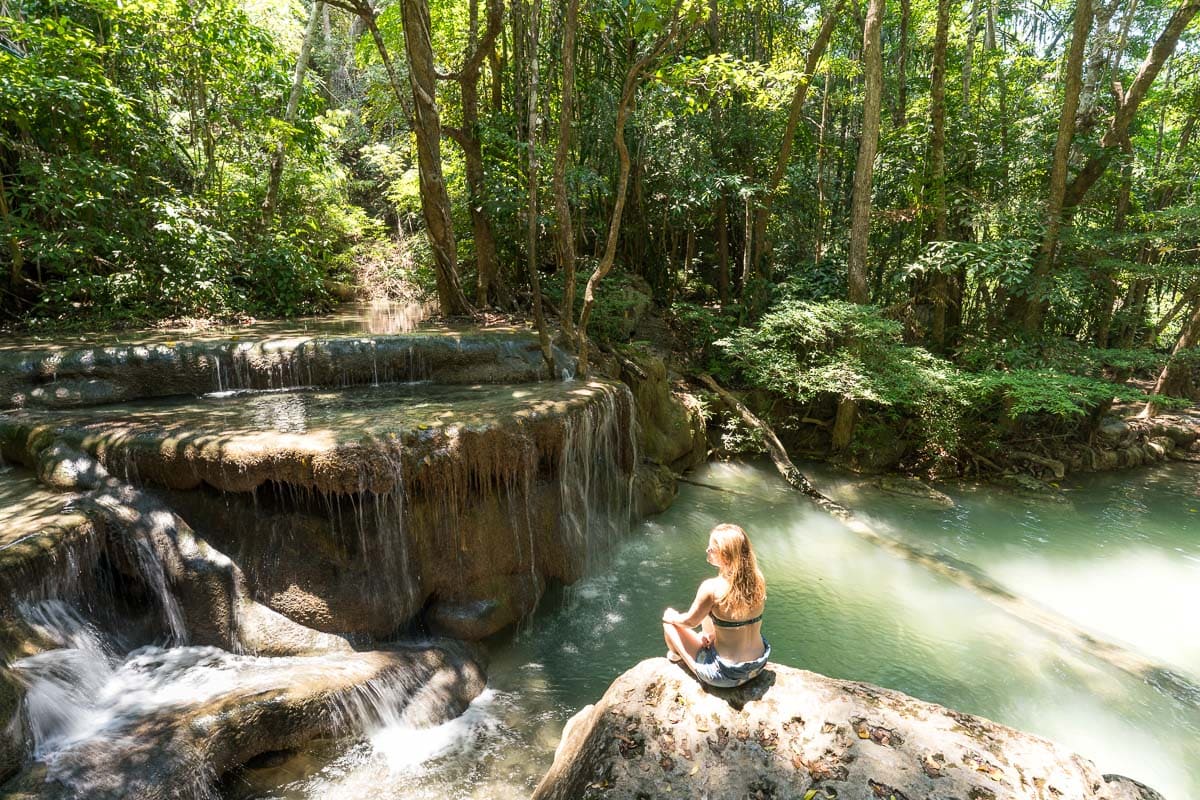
[534,658,1164,800]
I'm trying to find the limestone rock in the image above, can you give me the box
[533,658,1163,800]
[0,330,561,409]
[618,347,706,471]
[633,462,679,517]
[2,645,485,800]
[426,573,544,640]
[1097,419,1131,445]
[874,475,954,507]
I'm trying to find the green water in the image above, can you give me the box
[242,459,1200,800]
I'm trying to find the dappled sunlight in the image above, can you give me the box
[0,470,79,540]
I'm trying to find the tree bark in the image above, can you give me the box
[894,0,910,127]
[401,0,474,316]
[552,0,580,341]
[814,71,832,266]
[962,0,978,104]
[525,0,554,374]
[262,0,323,227]
[446,0,507,308]
[1020,0,1092,335]
[0,172,24,296]
[847,0,886,305]
[748,0,845,284]
[924,0,951,351]
[1142,296,1200,417]
[707,0,730,306]
[1062,0,1200,211]
[577,5,689,377]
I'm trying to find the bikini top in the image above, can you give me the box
[709,611,763,628]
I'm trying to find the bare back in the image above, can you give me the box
[707,577,766,663]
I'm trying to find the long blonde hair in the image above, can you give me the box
[710,523,766,617]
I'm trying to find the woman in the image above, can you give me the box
[662,523,770,688]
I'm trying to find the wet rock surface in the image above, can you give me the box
[2,644,484,800]
[533,658,1164,800]
[0,327,559,410]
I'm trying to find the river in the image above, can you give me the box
[229,458,1200,799]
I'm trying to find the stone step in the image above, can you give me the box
[0,380,637,641]
[1,328,565,409]
[0,468,93,599]
[0,380,629,494]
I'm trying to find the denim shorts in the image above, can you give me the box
[693,638,771,688]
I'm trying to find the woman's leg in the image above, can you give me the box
[662,620,706,672]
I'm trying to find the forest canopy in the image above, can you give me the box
[2,0,1198,464]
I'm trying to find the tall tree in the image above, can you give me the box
[835,0,886,452]
[443,0,509,307]
[262,0,323,227]
[894,0,910,127]
[1062,0,1200,210]
[552,0,580,341]
[1020,0,1092,335]
[401,0,474,315]
[525,0,554,373]
[747,0,846,285]
[922,0,952,351]
[576,2,692,378]
[846,0,885,306]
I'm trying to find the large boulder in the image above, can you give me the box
[533,658,1163,800]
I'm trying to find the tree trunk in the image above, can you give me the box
[831,396,858,452]
[577,5,688,378]
[1062,0,1200,211]
[894,0,910,127]
[716,197,730,304]
[525,0,554,374]
[552,0,580,341]
[1076,0,1120,136]
[1142,297,1200,417]
[263,0,323,227]
[1092,135,1132,346]
[400,0,474,316]
[924,0,951,351]
[962,0,978,104]
[814,71,832,266]
[707,0,730,306]
[847,0,886,305]
[0,172,24,296]
[447,0,507,308]
[1020,0,1092,335]
[748,0,845,284]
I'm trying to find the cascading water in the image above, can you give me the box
[557,383,638,577]
[2,323,648,798]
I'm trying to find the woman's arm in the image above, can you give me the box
[662,579,718,628]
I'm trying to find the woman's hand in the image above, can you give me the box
[661,607,684,625]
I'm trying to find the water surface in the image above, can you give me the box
[235,459,1200,799]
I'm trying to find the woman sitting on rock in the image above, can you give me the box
[662,523,770,688]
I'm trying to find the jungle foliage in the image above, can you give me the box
[3,0,1199,461]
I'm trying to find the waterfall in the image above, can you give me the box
[557,383,639,576]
